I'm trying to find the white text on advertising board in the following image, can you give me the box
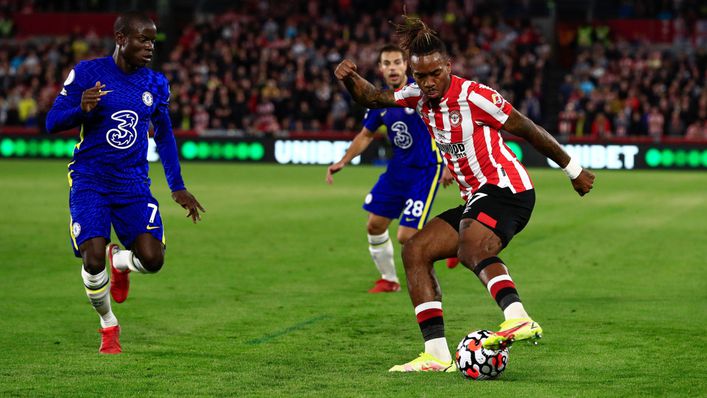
[275,140,361,165]
[547,145,639,170]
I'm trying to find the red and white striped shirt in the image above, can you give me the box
[394,75,533,201]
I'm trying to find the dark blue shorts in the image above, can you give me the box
[68,182,165,258]
[363,163,443,230]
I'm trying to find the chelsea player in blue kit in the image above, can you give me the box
[327,45,452,293]
[46,12,204,354]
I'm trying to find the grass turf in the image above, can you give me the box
[0,159,705,397]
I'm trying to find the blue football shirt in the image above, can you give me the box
[361,79,441,169]
[46,56,184,192]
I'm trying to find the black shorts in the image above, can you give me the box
[437,185,535,248]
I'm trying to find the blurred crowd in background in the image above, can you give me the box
[160,1,548,135]
[558,36,706,141]
[0,0,704,140]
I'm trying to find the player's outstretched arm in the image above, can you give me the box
[503,108,595,196]
[335,60,398,109]
[326,127,376,184]
[152,77,205,222]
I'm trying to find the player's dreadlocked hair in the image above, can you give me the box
[394,15,448,58]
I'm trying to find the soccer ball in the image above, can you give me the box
[455,329,509,380]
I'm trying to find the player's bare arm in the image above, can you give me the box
[503,108,595,196]
[326,127,377,184]
[172,190,205,223]
[335,60,398,109]
[81,81,110,112]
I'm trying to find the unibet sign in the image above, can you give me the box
[547,144,639,170]
[274,140,361,165]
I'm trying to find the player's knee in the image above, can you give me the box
[366,222,386,235]
[401,237,426,268]
[457,241,500,270]
[457,242,487,270]
[136,251,164,273]
[81,251,106,274]
[397,230,415,245]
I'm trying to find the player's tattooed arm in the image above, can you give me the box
[503,108,595,196]
[503,108,570,167]
[335,60,397,109]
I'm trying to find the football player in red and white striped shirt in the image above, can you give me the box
[335,16,595,372]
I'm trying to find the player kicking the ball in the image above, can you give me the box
[327,44,453,293]
[334,16,595,371]
[46,12,204,354]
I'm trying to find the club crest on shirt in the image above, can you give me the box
[449,110,462,127]
[72,222,81,237]
[491,93,503,107]
[142,91,153,106]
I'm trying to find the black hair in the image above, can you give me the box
[393,15,448,58]
[113,11,154,35]
[377,44,406,63]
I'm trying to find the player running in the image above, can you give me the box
[327,44,453,293]
[46,12,204,354]
[334,16,595,372]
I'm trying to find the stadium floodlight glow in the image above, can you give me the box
[27,140,38,156]
[39,140,53,157]
[179,141,266,161]
[645,148,661,167]
[249,143,264,160]
[210,142,223,159]
[181,141,198,160]
[687,150,700,167]
[0,138,78,158]
[1,138,14,156]
[197,142,210,159]
[53,140,66,157]
[223,143,236,160]
[505,142,523,162]
[235,143,248,159]
[66,140,77,156]
[646,148,707,168]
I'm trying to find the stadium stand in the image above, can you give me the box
[0,1,548,136]
[0,0,703,142]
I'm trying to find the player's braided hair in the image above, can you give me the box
[393,15,448,58]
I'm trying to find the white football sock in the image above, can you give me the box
[424,337,452,363]
[503,302,530,320]
[82,267,118,328]
[368,231,398,283]
[113,250,149,273]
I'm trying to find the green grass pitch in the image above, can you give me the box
[0,159,705,397]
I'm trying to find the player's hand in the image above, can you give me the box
[571,169,595,196]
[81,81,110,113]
[440,167,454,188]
[326,161,345,184]
[334,60,358,81]
[171,189,206,223]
